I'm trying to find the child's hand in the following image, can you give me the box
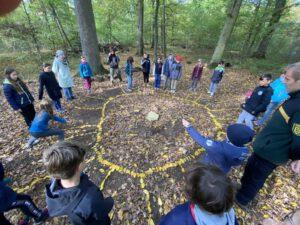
[182,119,191,128]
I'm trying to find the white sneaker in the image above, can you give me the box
[207,91,211,94]
[33,139,40,145]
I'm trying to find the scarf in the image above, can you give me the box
[193,204,235,225]
[5,78,29,94]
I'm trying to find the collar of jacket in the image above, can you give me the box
[288,90,300,99]
[3,78,11,85]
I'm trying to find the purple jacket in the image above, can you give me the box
[170,62,183,80]
[191,65,203,80]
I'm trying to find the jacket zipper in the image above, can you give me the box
[18,82,32,104]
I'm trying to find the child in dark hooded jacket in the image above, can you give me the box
[0,162,48,225]
[182,119,255,174]
[43,141,114,225]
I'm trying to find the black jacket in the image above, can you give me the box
[254,90,300,164]
[46,173,114,225]
[243,85,273,116]
[38,71,62,101]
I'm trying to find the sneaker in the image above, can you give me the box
[23,143,33,150]
[34,208,49,225]
[33,139,40,145]
[207,91,211,94]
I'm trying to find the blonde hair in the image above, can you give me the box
[39,99,53,116]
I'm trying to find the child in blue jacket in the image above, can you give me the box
[182,119,255,174]
[25,99,66,148]
[159,165,238,225]
[0,162,48,225]
[79,56,93,94]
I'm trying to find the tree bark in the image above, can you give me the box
[210,0,243,65]
[252,0,287,58]
[136,0,144,56]
[21,0,41,58]
[73,0,105,76]
[49,2,74,51]
[153,0,160,61]
[151,0,155,49]
[161,0,166,58]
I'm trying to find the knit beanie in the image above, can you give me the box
[226,124,255,147]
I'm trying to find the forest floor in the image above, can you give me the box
[0,51,299,225]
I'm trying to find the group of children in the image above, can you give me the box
[1,49,296,225]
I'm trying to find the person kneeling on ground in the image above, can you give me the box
[25,99,66,149]
[43,141,114,225]
[182,119,255,174]
[236,74,273,130]
[159,164,239,225]
[0,161,48,225]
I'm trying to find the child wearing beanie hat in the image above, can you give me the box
[182,119,255,173]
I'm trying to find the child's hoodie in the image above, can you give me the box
[45,173,114,225]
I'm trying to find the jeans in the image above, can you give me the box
[20,104,36,127]
[127,75,133,90]
[209,82,218,95]
[257,102,279,125]
[170,79,178,91]
[154,74,161,88]
[27,128,64,147]
[190,78,199,91]
[237,110,255,130]
[110,68,122,82]
[53,99,62,111]
[3,194,46,223]
[236,153,277,205]
[164,76,171,90]
[63,87,73,101]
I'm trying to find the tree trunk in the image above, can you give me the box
[73,0,105,76]
[136,0,144,56]
[22,0,41,59]
[151,0,155,49]
[242,0,261,56]
[210,0,243,65]
[49,2,74,51]
[161,0,166,58]
[252,0,287,58]
[153,0,160,61]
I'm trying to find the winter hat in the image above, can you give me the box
[55,50,65,58]
[175,55,183,62]
[226,124,255,147]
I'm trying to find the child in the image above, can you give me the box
[39,63,65,113]
[25,99,66,149]
[125,56,134,92]
[237,74,273,130]
[43,141,114,225]
[208,61,225,97]
[256,73,288,126]
[182,119,255,174]
[52,50,75,101]
[159,164,238,225]
[153,57,163,90]
[108,48,122,84]
[0,161,48,225]
[162,54,174,90]
[189,59,204,92]
[170,55,183,93]
[141,53,151,87]
[3,67,35,127]
[79,56,93,94]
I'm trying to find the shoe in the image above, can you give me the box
[23,143,33,150]
[234,198,250,211]
[33,139,40,145]
[34,208,49,225]
[207,91,211,94]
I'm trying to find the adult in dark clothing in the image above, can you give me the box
[108,49,122,84]
[141,53,151,86]
[3,67,35,127]
[39,63,64,113]
[236,63,300,209]
[237,74,273,130]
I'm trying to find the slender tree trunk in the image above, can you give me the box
[210,0,243,65]
[22,0,41,58]
[73,0,105,76]
[252,0,287,58]
[49,2,74,51]
[161,0,166,58]
[136,0,144,56]
[242,0,261,56]
[153,0,160,61]
[151,0,155,49]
